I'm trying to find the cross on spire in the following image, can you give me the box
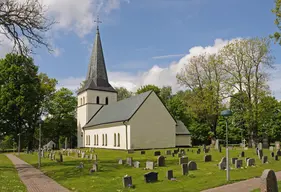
[94,15,102,29]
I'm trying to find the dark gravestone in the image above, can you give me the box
[277,150,281,156]
[240,151,245,157]
[271,152,275,158]
[247,158,255,166]
[218,145,222,153]
[275,155,279,161]
[144,172,158,183]
[258,150,263,160]
[218,157,226,170]
[204,155,212,162]
[177,153,183,158]
[179,157,189,165]
[188,161,197,170]
[166,170,173,180]
[123,175,133,188]
[181,163,188,175]
[197,150,200,154]
[174,149,178,154]
[260,169,278,192]
[262,156,268,164]
[165,150,171,155]
[154,151,161,156]
[232,158,238,164]
[235,159,243,168]
[141,151,145,155]
[59,153,63,162]
[172,153,175,157]
[157,156,165,167]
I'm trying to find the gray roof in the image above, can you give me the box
[84,91,153,128]
[176,120,191,135]
[78,26,116,94]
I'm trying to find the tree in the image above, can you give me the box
[43,88,77,148]
[115,87,133,101]
[272,0,281,44]
[0,0,55,55]
[0,135,14,152]
[136,84,161,95]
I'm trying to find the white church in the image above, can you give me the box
[77,25,191,150]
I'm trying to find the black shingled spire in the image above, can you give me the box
[78,26,116,94]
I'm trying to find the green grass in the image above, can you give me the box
[0,154,26,192]
[251,181,281,191]
[19,148,281,192]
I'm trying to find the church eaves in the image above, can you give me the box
[78,26,116,94]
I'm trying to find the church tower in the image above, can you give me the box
[77,24,117,148]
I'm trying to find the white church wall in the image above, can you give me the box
[129,92,176,149]
[87,90,117,105]
[84,123,130,150]
[176,135,192,147]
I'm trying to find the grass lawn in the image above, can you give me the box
[0,154,26,192]
[251,181,281,191]
[19,148,281,192]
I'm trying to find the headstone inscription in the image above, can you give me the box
[144,172,158,183]
[260,169,278,192]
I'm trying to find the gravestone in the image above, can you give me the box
[165,150,171,155]
[141,151,145,155]
[93,154,98,161]
[197,150,200,154]
[232,158,238,164]
[245,157,250,163]
[157,156,165,167]
[172,153,175,157]
[81,152,85,159]
[240,151,245,157]
[275,141,280,150]
[174,149,178,154]
[144,172,158,183]
[235,159,243,168]
[247,158,255,166]
[128,150,134,154]
[218,145,222,153]
[258,150,263,160]
[260,169,278,192]
[133,161,140,168]
[126,157,133,166]
[53,154,56,161]
[204,148,210,153]
[188,161,197,170]
[166,170,173,180]
[262,156,268,164]
[146,161,154,170]
[179,157,189,165]
[204,155,212,162]
[277,150,281,156]
[218,157,226,170]
[118,159,123,165]
[177,153,183,158]
[123,175,133,188]
[181,163,188,175]
[92,163,98,172]
[59,153,63,162]
[215,139,220,150]
[85,155,89,159]
[263,136,269,149]
[67,151,70,156]
[203,144,206,151]
[181,150,186,155]
[180,149,185,153]
[271,152,275,158]
[275,155,279,161]
[270,146,274,151]
[89,154,93,160]
[258,142,263,150]
[154,151,161,156]
[49,153,52,160]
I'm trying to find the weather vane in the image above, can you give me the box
[94,15,102,29]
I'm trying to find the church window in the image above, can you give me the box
[114,133,116,147]
[83,97,85,104]
[97,135,99,146]
[105,97,108,105]
[80,98,82,105]
[86,135,90,145]
[105,134,107,146]
[117,133,120,147]
[102,134,104,146]
[96,96,100,104]
[94,135,96,145]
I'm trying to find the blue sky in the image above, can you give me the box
[1,0,281,98]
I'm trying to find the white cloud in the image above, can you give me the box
[152,54,185,59]
[58,37,281,100]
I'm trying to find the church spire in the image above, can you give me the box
[79,16,116,94]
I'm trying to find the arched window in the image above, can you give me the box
[83,97,85,104]
[94,135,96,145]
[105,134,107,146]
[97,135,99,146]
[80,98,82,105]
[118,133,120,147]
[114,133,116,147]
[96,96,100,104]
[102,134,104,146]
[105,97,108,105]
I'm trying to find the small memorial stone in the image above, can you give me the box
[247,158,255,166]
[92,163,98,172]
[235,159,243,168]
[144,172,158,183]
[258,150,263,160]
[165,150,171,155]
[157,156,165,167]
[146,161,154,170]
[133,161,140,168]
[204,155,212,162]
[179,157,189,165]
[188,161,197,170]
[128,150,134,154]
[218,157,226,170]
[232,158,238,164]
[240,151,245,157]
[260,169,278,192]
[89,154,93,160]
[118,159,123,165]
[277,150,281,156]
[141,151,145,155]
[269,146,274,151]
[93,154,98,161]
[59,153,63,162]
[181,163,188,175]
[262,156,268,164]
[126,157,133,166]
[174,149,178,154]
[166,170,173,180]
[177,153,183,158]
[271,152,275,158]
[123,175,133,188]
[275,155,279,161]
[275,141,280,150]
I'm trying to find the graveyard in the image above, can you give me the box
[15,146,281,192]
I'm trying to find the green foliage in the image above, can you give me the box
[272,0,281,44]
[114,87,133,101]
[136,84,161,95]
[0,135,15,151]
